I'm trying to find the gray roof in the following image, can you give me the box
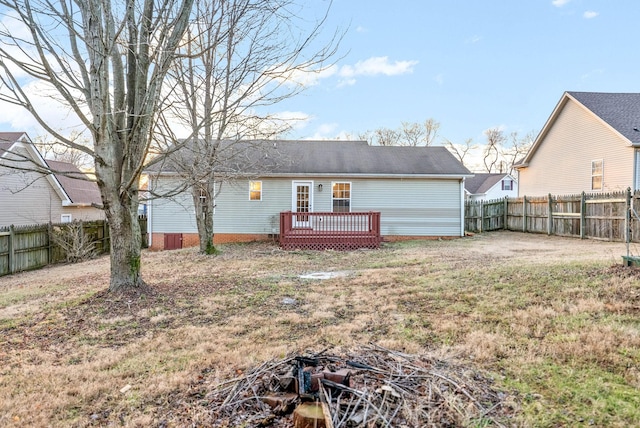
[46,160,102,206]
[568,92,640,145]
[0,131,102,206]
[0,132,27,154]
[0,132,27,143]
[147,140,471,177]
[465,173,508,194]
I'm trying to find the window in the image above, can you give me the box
[591,160,603,191]
[61,214,72,223]
[502,179,513,191]
[250,181,262,201]
[332,182,351,212]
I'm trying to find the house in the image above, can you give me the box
[0,132,104,227]
[144,140,472,250]
[515,91,640,196]
[464,173,518,201]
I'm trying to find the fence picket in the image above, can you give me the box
[0,217,147,277]
[465,189,637,243]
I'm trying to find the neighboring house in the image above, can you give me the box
[0,132,104,227]
[144,140,472,250]
[464,173,518,201]
[516,91,640,196]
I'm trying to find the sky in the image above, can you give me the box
[3,0,640,171]
[277,0,640,147]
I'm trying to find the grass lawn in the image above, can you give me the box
[1,231,639,427]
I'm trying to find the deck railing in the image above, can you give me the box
[279,211,381,250]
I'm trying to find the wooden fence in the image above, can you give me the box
[465,189,638,242]
[0,217,147,277]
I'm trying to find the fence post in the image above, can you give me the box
[8,225,14,274]
[626,187,632,245]
[547,193,553,235]
[503,197,508,230]
[103,220,109,253]
[522,196,527,232]
[480,200,484,233]
[580,192,586,239]
[47,223,53,264]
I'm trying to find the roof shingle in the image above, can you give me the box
[465,173,508,194]
[147,140,471,177]
[46,160,102,206]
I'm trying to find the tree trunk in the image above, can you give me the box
[105,200,143,291]
[192,182,216,254]
[99,168,144,291]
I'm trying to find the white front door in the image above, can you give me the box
[292,181,313,227]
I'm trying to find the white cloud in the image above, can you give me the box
[580,68,604,81]
[337,78,357,88]
[434,74,444,85]
[552,0,571,7]
[356,26,368,33]
[339,56,418,78]
[268,56,417,89]
[316,123,339,136]
[274,111,311,131]
[267,64,338,88]
[305,126,354,141]
[466,35,482,44]
[0,79,85,137]
[583,10,599,19]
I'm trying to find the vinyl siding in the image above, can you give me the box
[468,180,518,202]
[214,178,292,234]
[519,99,634,196]
[150,176,463,237]
[0,153,103,227]
[483,180,518,201]
[149,176,199,233]
[347,178,461,236]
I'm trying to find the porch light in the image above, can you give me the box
[318,184,323,191]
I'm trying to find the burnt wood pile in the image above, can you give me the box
[208,344,518,427]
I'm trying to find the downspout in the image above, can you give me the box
[460,178,465,237]
[147,177,154,248]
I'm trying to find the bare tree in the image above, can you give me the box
[482,128,506,173]
[35,132,94,171]
[356,130,373,143]
[373,127,401,146]
[0,0,195,291]
[500,130,535,175]
[152,0,340,254]
[444,138,476,167]
[399,122,424,146]
[363,118,440,147]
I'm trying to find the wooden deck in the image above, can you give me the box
[279,211,381,250]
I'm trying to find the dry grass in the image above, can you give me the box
[1,231,639,427]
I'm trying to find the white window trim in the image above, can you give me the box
[591,159,603,191]
[249,180,262,201]
[331,181,352,213]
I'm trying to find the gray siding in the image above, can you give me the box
[149,176,199,233]
[345,178,462,236]
[213,178,291,234]
[150,176,463,237]
[0,150,103,227]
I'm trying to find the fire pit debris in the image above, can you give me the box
[208,344,518,427]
